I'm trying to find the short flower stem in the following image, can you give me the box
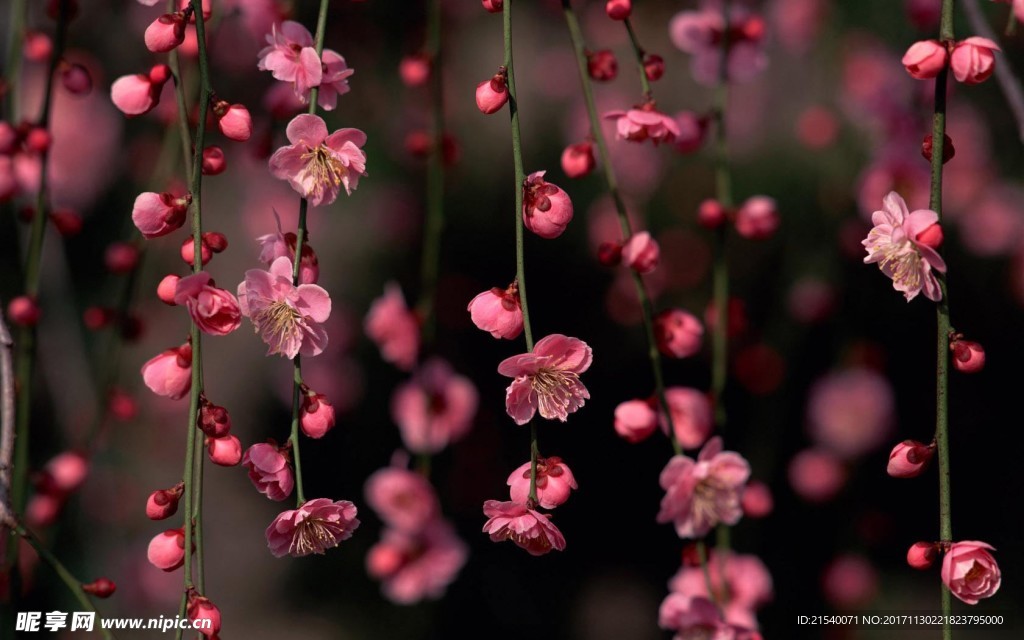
[167,0,194,179]
[623,19,652,100]
[416,0,445,347]
[287,0,331,507]
[8,0,71,584]
[559,0,680,455]
[503,0,541,503]
[930,3,955,637]
[176,1,213,633]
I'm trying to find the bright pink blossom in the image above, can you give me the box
[316,50,354,111]
[145,12,187,53]
[481,500,566,556]
[655,309,703,358]
[614,398,658,443]
[887,439,935,478]
[507,457,577,509]
[391,358,478,454]
[660,594,761,639]
[213,101,252,141]
[266,498,360,557]
[668,551,773,630]
[186,593,221,638]
[907,542,937,570]
[141,342,192,399]
[256,212,319,284]
[367,521,468,604]
[657,437,750,538]
[147,528,186,571]
[173,272,242,336]
[132,191,188,238]
[863,191,947,302]
[257,21,322,97]
[475,73,508,114]
[604,106,680,145]
[523,171,573,239]
[146,483,183,520]
[661,387,713,450]
[606,0,631,20]
[269,114,367,206]
[365,466,439,534]
[942,541,1001,604]
[669,4,768,85]
[468,282,523,339]
[242,442,294,501]
[902,40,948,79]
[950,37,999,85]
[498,334,592,425]
[299,390,336,438]
[365,283,420,370]
[238,256,331,359]
[110,65,171,116]
[951,338,985,373]
[206,435,242,466]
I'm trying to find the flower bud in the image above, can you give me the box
[468,283,523,340]
[644,54,665,81]
[145,12,187,53]
[104,242,140,274]
[950,37,999,85]
[621,231,660,273]
[523,170,573,239]
[199,400,232,438]
[201,146,226,175]
[697,198,727,229]
[481,0,503,12]
[741,481,774,518]
[587,50,618,82]
[25,127,51,153]
[83,306,116,331]
[157,275,181,305]
[561,141,595,179]
[212,101,252,141]
[613,398,658,443]
[186,592,222,638]
[921,133,955,165]
[476,73,509,115]
[654,309,703,358]
[202,231,228,253]
[735,196,780,240]
[108,388,138,421]
[23,31,52,62]
[606,0,632,21]
[60,63,92,95]
[399,53,431,87]
[886,439,935,478]
[915,222,943,249]
[133,191,188,239]
[7,295,41,327]
[597,241,622,267]
[81,577,116,598]
[180,236,213,267]
[50,208,83,236]
[146,483,184,520]
[902,39,947,80]
[147,528,186,571]
[206,435,242,466]
[907,541,937,570]
[950,339,985,373]
[300,391,336,438]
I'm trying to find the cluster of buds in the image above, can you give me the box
[697,196,781,241]
[902,37,1000,85]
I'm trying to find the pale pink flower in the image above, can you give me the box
[173,272,242,336]
[391,358,477,454]
[256,211,319,284]
[950,37,999,85]
[657,437,750,538]
[141,343,192,399]
[660,387,713,450]
[668,551,773,630]
[238,256,331,359]
[365,283,420,371]
[242,441,294,501]
[507,457,577,509]
[605,106,681,145]
[807,368,894,459]
[132,191,188,238]
[863,191,947,302]
[614,398,659,443]
[669,3,768,85]
[266,498,360,557]
[268,114,367,206]
[467,283,523,340]
[367,520,467,604]
[257,21,322,97]
[523,171,573,239]
[660,594,760,639]
[364,466,439,534]
[941,541,1001,604]
[316,50,354,111]
[497,334,592,425]
[481,500,566,556]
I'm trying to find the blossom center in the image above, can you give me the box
[879,240,923,291]
[533,367,576,395]
[253,300,301,342]
[301,145,346,198]
[294,518,340,555]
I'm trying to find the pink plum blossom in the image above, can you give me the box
[655,309,703,358]
[614,398,658,443]
[365,465,439,534]
[391,358,478,454]
[660,594,761,639]
[132,191,188,238]
[902,40,948,80]
[242,441,294,501]
[257,21,322,98]
[475,73,508,114]
[110,64,172,116]
[660,387,713,450]
[206,435,242,466]
[268,114,367,206]
[523,171,573,239]
[367,520,468,604]
[497,334,592,424]
[256,212,320,284]
[605,106,681,145]
[213,102,253,141]
[507,457,577,509]
[669,3,768,85]
[481,500,566,556]
[238,256,331,359]
[467,282,523,339]
[316,50,354,111]
[887,439,935,478]
[667,551,773,630]
[146,484,183,520]
[734,196,779,240]
[186,593,221,638]
[950,37,999,85]
[907,541,938,569]
[621,231,660,273]
[657,437,750,538]
[300,390,336,438]
[266,498,360,557]
[941,541,1001,604]
[365,283,420,371]
[145,12,187,53]
[863,191,947,302]
[147,528,186,571]
[141,342,192,399]
[173,272,242,336]
[561,141,595,179]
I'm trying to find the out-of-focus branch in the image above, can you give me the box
[0,304,14,538]
[963,0,1024,143]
